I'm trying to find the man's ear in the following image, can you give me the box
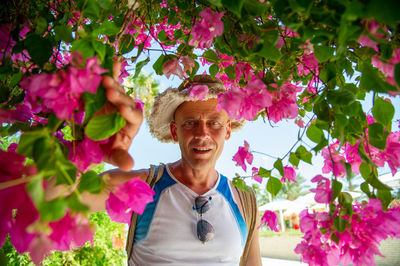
[170,121,178,142]
[225,120,231,140]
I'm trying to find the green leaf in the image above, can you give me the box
[366,0,400,27]
[153,54,166,75]
[71,39,95,59]
[360,63,396,92]
[296,145,312,164]
[54,25,74,43]
[82,87,107,124]
[78,170,104,194]
[314,45,334,62]
[225,65,236,80]
[157,30,167,42]
[94,21,119,36]
[221,0,245,17]
[360,182,373,198]
[83,0,101,19]
[26,174,44,206]
[232,177,250,192]
[85,112,126,141]
[33,136,54,171]
[34,16,48,35]
[202,50,220,64]
[119,34,136,54]
[372,97,394,128]
[360,162,392,190]
[9,71,23,87]
[289,152,300,167]
[273,158,284,176]
[267,177,282,198]
[66,194,90,212]
[377,189,392,210]
[333,216,346,233]
[39,198,68,222]
[332,179,343,201]
[258,167,271,178]
[134,58,150,78]
[18,130,47,157]
[395,63,400,87]
[327,89,355,106]
[209,64,219,77]
[258,41,281,61]
[243,0,269,16]
[24,34,53,67]
[368,122,388,150]
[92,40,106,61]
[306,124,324,143]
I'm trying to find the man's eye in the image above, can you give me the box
[208,121,223,128]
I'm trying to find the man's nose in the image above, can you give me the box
[194,121,209,137]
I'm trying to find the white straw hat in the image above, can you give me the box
[147,75,245,142]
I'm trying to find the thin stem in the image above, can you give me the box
[0,175,34,190]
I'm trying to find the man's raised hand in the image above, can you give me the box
[99,60,143,171]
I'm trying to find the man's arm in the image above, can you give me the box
[81,169,149,212]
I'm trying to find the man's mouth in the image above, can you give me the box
[193,147,212,153]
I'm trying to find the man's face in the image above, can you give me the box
[170,98,231,170]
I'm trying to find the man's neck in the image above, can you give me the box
[169,160,218,195]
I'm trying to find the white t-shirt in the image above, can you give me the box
[129,165,247,266]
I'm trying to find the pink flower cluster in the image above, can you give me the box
[232,140,253,172]
[189,8,224,49]
[259,210,279,232]
[322,129,400,177]
[0,144,93,265]
[188,84,209,101]
[251,167,262,184]
[295,200,400,266]
[29,211,93,264]
[105,177,155,224]
[20,52,107,121]
[217,77,302,122]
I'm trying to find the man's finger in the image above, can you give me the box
[119,104,143,128]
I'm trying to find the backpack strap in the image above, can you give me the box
[125,163,165,260]
[236,187,258,266]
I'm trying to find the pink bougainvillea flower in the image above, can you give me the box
[259,210,279,232]
[68,136,104,171]
[106,177,155,224]
[232,140,254,172]
[134,98,145,112]
[321,141,346,177]
[266,82,302,123]
[27,211,93,264]
[188,84,209,101]
[189,8,224,49]
[217,76,273,121]
[0,146,39,253]
[20,54,107,120]
[297,53,319,76]
[162,58,184,79]
[251,167,262,184]
[281,166,296,183]
[310,175,332,204]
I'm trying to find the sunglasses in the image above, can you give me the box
[193,196,215,243]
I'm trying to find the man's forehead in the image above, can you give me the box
[174,99,228,119]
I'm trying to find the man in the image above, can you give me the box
[84,69,261,265]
